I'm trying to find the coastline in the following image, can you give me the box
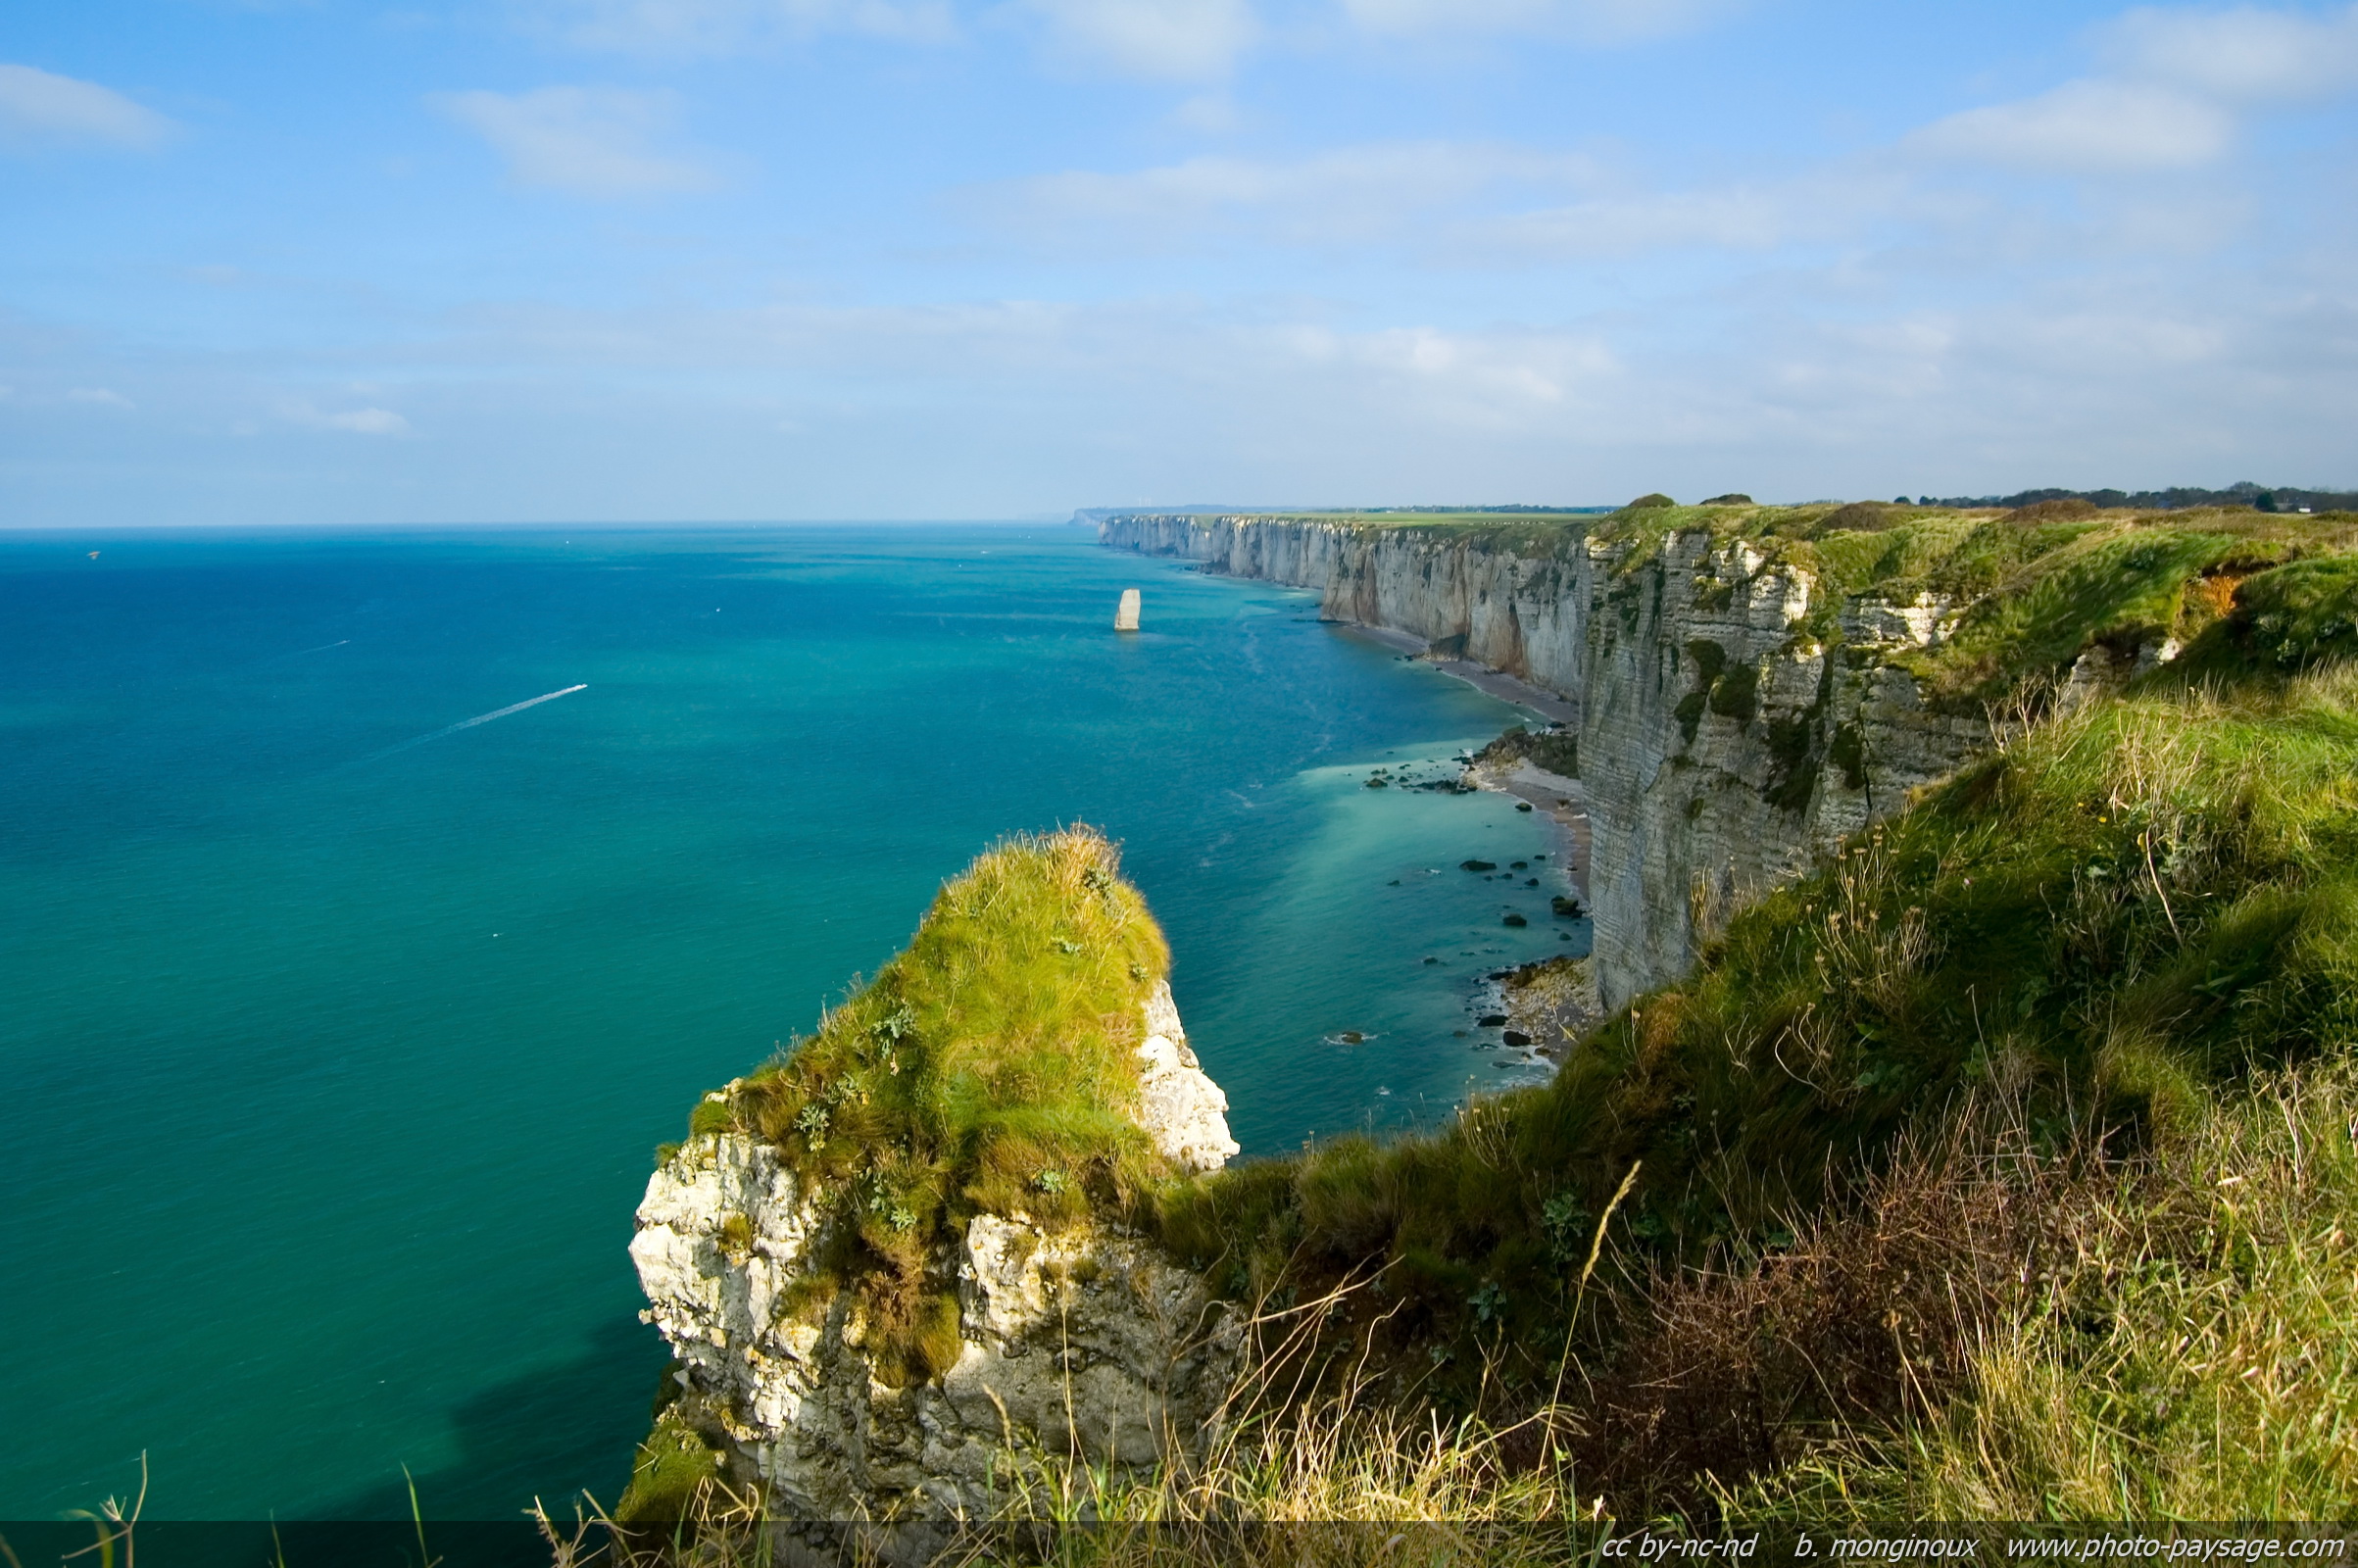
[1327,620,1579,724]
[1325,619,1591,897]
[1129,556,1600,1081]
[1470,760,1590,903]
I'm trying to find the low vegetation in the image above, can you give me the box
[1471,723,1579,778]
[1735,1060,2358,1521]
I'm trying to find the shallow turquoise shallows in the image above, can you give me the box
[0,526,1583,1521]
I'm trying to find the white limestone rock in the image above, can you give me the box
[629,986,1242,1524]
[1133,981,1239,1174]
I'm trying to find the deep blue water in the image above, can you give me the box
[0,525,1583,1521]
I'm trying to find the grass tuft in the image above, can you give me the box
[669,825,1174,1383]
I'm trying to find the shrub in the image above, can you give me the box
[2007,498,2103,523]
[1706,661,1758,724]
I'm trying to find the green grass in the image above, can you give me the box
[672,825,1176,1383]
[1144,650,2358,1510]
[1730,1060,2358,1522]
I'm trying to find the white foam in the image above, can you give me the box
[361,684,587,763]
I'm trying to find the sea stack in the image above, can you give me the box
[1114,587,1142,630]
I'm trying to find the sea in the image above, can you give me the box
[0,524,1585,1523]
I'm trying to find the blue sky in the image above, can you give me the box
[4,0,2356,523]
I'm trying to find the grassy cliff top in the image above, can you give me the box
[1148,590,2358,1504]
[670,825,1174,1380]
[1112,498,2358,711]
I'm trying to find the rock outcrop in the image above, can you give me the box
[629,981,1241,1523]
[1097,514,1998,1007]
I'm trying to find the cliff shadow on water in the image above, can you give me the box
[315,1314,666,1524]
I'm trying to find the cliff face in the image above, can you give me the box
[1101,514,1590,698]
[629,981,1240,1522]
[1099,514,1990,1006]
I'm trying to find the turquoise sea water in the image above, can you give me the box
[0,525,1582,1521]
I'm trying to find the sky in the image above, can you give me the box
[3,0,2356,524]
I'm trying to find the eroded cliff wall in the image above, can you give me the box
[1099,514,1990,1006]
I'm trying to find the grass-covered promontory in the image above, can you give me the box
[670,826,1181,1384]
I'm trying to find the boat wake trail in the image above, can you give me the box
[359,684,588,764]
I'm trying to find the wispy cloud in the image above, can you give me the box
[0,63,173,151]
[1016,0,1259,78]
[520,0,955,53]
[66,387,136,410]
[1909,78,2235,172]
[283,400,412,435]
[523,0,1731,72]
[978,141,1597,242]
[434,86,717,196]
[1472,168,1939,258]
[2101,1,2358,101]
[1908,3,2358,175]
[1334,0,1731,43]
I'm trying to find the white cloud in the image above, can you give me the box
[67,387,135,410]
[1169,92,1246,132]
[1277,321,1615,420]
[1904,5,2358,179]
[979,141,1934,262]
[1478,178,1871,256]
[1909,78,2234,172]
[522,0,1736,73]
[526,0,956,52]
[981,141,1596,242]
[2104,2,2358,102]
[1018,0,1258,78]
[434,86,717,196]
[0,63,172,151]
[284,401,412,435]
[1335,0,1727,42]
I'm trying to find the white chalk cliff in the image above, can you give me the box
[629,981,1241,1521]
[1096,514,2015,1008]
